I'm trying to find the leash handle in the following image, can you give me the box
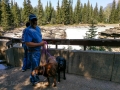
[42,41,51,57]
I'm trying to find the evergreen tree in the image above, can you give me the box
[115,0,120,23]
[84,20,98,50]
[50,8,56,24]
[44,1,54,24]
[99,6,104,23]
[61,0,70,25]
[103,4,111,23]
[74,0,81,24]
[85,20,97,39]
[1,0,11,30]
[93,3,99,23]
[37,0,43,25]
[90,4,93,20]
[82,3,87,23]
[10,0,14,26]
[13,2,21,27]
[56,0,62,24]
[69,0,73,24]
[109,0,116,23]
[44,2,49,24]
[23,0,33,24]
[86,0,91,23]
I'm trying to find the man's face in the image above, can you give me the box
[30,18,37,27]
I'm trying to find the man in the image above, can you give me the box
[24,14,46,85]
[21,22,31,72]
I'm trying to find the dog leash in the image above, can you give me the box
[43,41,52,57]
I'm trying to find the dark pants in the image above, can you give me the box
[29,51,41,83]
[22,44,31,70]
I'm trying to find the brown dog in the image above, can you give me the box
[31,56,58,87]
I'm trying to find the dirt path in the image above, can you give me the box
[0,67,120,90]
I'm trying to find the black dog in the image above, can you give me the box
[56,56,66,82]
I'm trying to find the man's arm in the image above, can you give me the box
[25,41,45,47]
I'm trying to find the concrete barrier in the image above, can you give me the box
[0,41,8,60]
[6,47,24,67]
[68,51,114,81]
[5,47,120,83]
[111,53,120,83]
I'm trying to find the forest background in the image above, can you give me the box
[0,0,120,30]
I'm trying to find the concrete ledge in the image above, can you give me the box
[68,51,114,81]
[0,41,8,60]
[5,47,120,83]
[6,47,24,67]
[111,53,120,83]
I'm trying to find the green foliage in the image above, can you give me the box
[56,0,62,24]
[85,21,97,39]
[74,0,81,24]
[22,0,33,24]
[44,1,54,24]
[0,0,120,30]
[109,0,116,23]
[99,6,104,23]
[61,0,70,25]
[93,3,99,22]
[115,0,120,23]
[1,0,11,30]
[37,0,44,25]
[12,3,21,27]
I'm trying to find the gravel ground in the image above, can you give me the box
[0,67,120,90]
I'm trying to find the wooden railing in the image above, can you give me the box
[1,36,120,50]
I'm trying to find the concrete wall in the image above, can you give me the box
[111,53,120,83]
[6,47,24,67]
[5,48,120,83]
[68,51,114,81]
[0,41,8,60]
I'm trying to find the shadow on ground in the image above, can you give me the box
[0,67,120,90]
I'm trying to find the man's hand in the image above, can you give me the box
[25,41,47,47]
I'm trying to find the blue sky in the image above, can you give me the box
[11,0,117,9]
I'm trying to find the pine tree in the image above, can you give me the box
[87,0,91,23]
[23,0,33,24]
[103,4,111,23]
[1,0,11,30]
[74,0,80,24]
[44,1,54,24]
[48,1,53,23]
[82,3,87,23]
[109,0,116,23]
[37,0,43,25]
[99,6,104,23]
[10,0,14,26]
[90,4,93,20]
[93,3,99,23]
[13,2,21,27]
[84,20,98,50]
[56,0,62,24]
[69,0,73,24]
[115,0,120,23]
[85,20,97,39]
[61,0,70,25]
[50,8,56,24]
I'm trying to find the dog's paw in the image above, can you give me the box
[45,83,50,86]
[52,83,56,87]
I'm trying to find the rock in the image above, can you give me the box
[2,26,67,39]
[99,27,120,39]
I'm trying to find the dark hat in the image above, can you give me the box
[29,14,37,20]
